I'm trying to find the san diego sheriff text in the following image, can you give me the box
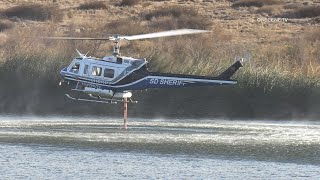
[149,78,186,86]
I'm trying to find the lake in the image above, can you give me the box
[0,116,319,179]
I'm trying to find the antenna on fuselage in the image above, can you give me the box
[76,49,90,59]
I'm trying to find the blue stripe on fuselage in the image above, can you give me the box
[62,74,236,91]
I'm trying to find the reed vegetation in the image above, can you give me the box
[0,1,319,118]
[1,24,319,93]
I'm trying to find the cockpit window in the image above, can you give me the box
[69,63,80,74]
[92,66,102,76]
[104,68,114,78]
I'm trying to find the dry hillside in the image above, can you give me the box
[0,0,319,47]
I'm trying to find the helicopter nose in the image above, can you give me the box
[60,67,68,77]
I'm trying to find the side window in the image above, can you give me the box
[83,65,89,75]
[104,68,114,78]
[92,66,102,76]
[69,63,80,74]
[116,57,123,64]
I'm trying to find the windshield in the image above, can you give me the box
[69,63,80,74]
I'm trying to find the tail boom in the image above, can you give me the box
[115,60,243,90]
[115,74,236,90]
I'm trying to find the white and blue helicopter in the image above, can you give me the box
[47,29,244,104]
[46,29,244,128]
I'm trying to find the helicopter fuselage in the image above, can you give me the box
[60,55,241,100]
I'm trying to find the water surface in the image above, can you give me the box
[0,116,319,179]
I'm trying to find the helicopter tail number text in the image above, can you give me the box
[149,78,185,86]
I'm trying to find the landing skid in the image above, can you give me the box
[88,94,138,104]
[69,88,138,103]
[65,94,118,104]
[65,93,136,129]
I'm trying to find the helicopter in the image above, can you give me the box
[46,29,244,128]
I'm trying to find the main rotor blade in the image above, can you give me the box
[43,29,210,41]
[121,29,211,41]
[43,37,112,40]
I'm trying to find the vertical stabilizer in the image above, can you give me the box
[218,59,244,80]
